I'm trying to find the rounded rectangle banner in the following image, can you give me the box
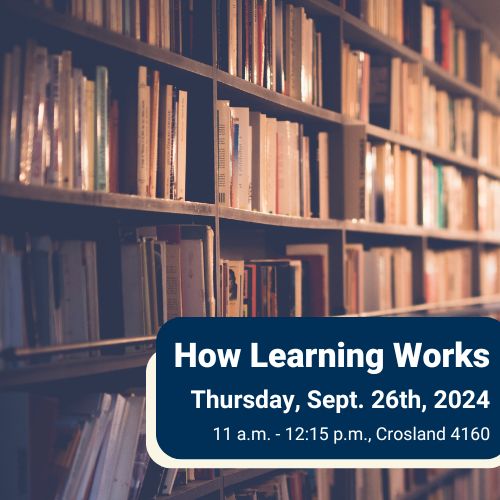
[146,317,499,468]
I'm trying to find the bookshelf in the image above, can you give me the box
[0,0,499,499]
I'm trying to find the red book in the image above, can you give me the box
[441,8,451,72]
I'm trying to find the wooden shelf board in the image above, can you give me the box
[0,183,216,216]
[1,0,214,80]
[217,70,342,125]
[365,124,423,151]
[338,295,500,317]
[219,207,343,230]
[0,349,154,389]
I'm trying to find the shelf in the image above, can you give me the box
[365,124,423,152]
[222,469,281,488]
[217,71,342,126]
[0,183,216,217]
[0,348,154,389]
[0,0,214,81]
[339,294,500,317]
[219,207,343,230]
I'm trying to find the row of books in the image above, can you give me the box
[342,128,419,225]
[425,247,472,304]
[422,77,474,157]
[478,110,500,168]
[363,142,418,226]
[1,41,114,191]
[345,244,413,314]
[481,40,500,101]
[34,0,202,58]
[421,1,469,80]
[216,101,330,217]
[217,0,323,106]
[0,223,213,352]
[342,48,422,139]
[120,224,215,338]
[342,0,420,50]
[221,243,330,317]
[422,159,475,231]
[123,66,188,199]
[480,248,500,298]
[478,175,500,234]
[0,235,100,352]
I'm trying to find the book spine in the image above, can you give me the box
[137,66,150,196]
[94,66,109,192]
[176,89,188,201]
[47,55,63,187]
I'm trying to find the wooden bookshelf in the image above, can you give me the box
[0,0,499,498]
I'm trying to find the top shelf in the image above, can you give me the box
[2,0,499,114]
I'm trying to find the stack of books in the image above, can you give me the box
[0,234,100,352]
[122,66,188,199]
[120,224,215,338]
[221,243,330,317]
[478,175,500,233]
[341,44,370,121]
[478,110,500,168]
[421,2,469,80]
[217,101,330,218]
[480,248,500,297]
[345,244,413,314]
[35,0,203,58]
[217,0,323,106]
[422,159,475,231]
[481,40,500,101]
[0,41,115,191]
[422,77,474,156]
[425,247,472,304]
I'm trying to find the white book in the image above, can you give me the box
[60,241,89,344]
[89,394,128,500]
[180,239,206,317]
[265,117,277,214]
[318,131,329,219]
[228,0,237,76]
[121,243,147,337]
[137,67,150,197]
[176,90,188,200]
[230,107,251,210]
[276,120,291,215]
[110,396,146,500]
[216,100,231,206]
[250,111,267,212]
